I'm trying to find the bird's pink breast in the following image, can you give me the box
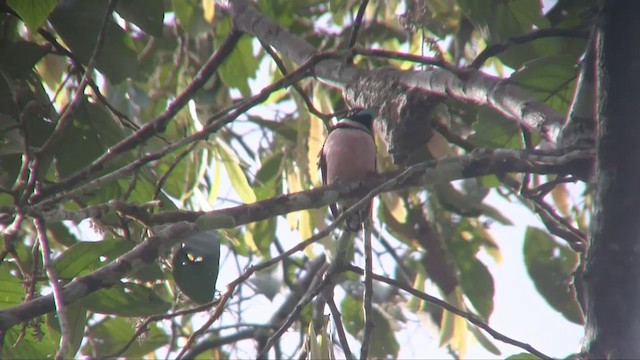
[323,129,376,184]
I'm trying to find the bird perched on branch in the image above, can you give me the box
[319,108,378,231]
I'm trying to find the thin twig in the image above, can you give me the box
[528,176,578,198]
[32,30,243,203]
[257,272,333,359]
[325,295,353,360]
[182,329,258,359]
[259,40,329,122]
[100,299,222,359]
[34,217,69,360]
[153,142,198,200]
[38,0,118,156]
[373,229,412,285]
[178,150,418,359]
[34,51,339,209]
[360,219,374,360]
[345,265,553,360]
[352,47,455,71]
[348,0,369,49]
[470,28,589,69]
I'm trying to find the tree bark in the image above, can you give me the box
[583,1,640,357]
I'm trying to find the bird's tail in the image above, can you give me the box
[344,200,372,232]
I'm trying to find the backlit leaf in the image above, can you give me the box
[524,227,584,324]
[80,282,171,316]
[83,317,168,357]
[215,139,256,203]
[6,0,56,33]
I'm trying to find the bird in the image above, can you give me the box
[319,108,377,232]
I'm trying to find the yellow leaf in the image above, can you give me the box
[381,193,407,224]
[478,226,502,264]
[207,155,222,207]
[202,0,215,23]
[299,210,313,240]
[441,289,468,358]
[551,181,571,216]
[407,268,426,312]
[439,302,455,347]
[308,114,326,185]
[286,167,301,230]
[243,223,261,254]
[308,315,334,360]
[439,289,468,358]
[215,140,256,203]
[469,324,501,355]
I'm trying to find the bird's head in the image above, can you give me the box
[342,107,378,132]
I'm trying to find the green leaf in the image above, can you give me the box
[172,0,195,31]
[217,21,259,97]
[341,294,364,337]
[247,117,297,142]
[0,113,24,156]
[173,231,221,304]
[47,222,78,247]
[0,269,25,309]
[459,0,551,67]
[254,151,284,199]
[468,324,501,356]
[215,139,257,203]
[83,317,169,357]
[49,0,139,83]
[468,108,523,149]
[524,227,584,324]
[506,353,541,360]
[459,258,494,320]
[368,307,400,358]
[156,146,206,199]
[340,294,399,358]
[2,323,57,359]
[46,302,87,358]
[0,41,50,79]
[258,0,295,28]
[80,282,171,316]
[6,0,56,33]
[244,218,276,257]
[435,182,512,223]
[53,239,133,278]
[116,0,164,37]
[511,55,579,115]
[52,102,112,178]
[477,203,513,225]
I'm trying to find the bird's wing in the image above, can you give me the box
[319,139,340,219]
[318,143,327,186]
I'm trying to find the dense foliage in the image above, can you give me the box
[0,0,596,358]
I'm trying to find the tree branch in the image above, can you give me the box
[345,265,552,360]
[143,148,592,229]
[222,0,567,148]
[32,30,243,203]
[0,222,198,333]
[470,28,589,69]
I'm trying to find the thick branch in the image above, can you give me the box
[583,1,640,357]
[0,222,198,333]
[147,149,590,229]
[222,0,566,153]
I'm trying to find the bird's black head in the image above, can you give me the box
[346,108,378,131]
